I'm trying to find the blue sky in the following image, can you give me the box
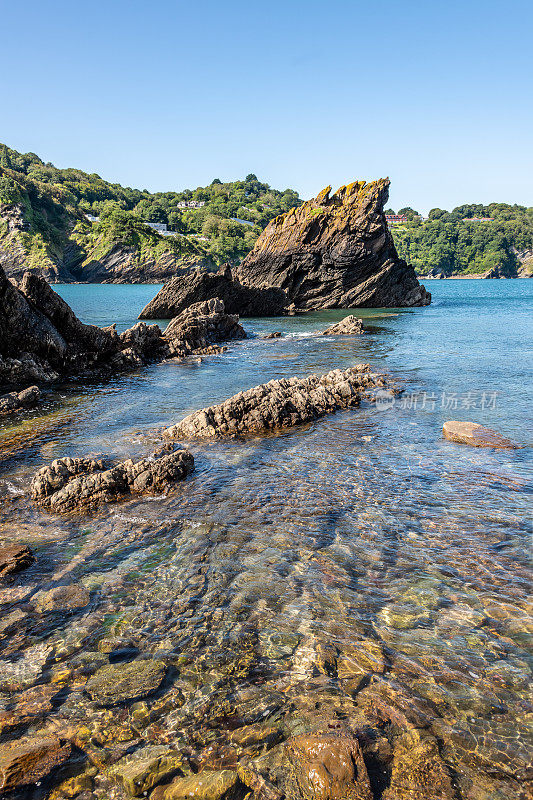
[1,0,531,213]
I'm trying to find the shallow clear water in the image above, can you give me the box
[0,280,531,799]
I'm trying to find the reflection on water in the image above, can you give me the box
[0,280,531,799]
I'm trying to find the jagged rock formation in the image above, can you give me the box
[164,365,386,440]
[0,266,246,387]
[163,298,246,356]
[139,266,287,319]
[234,179,430,309]
[30,445,194,513]
[322,315,365,335]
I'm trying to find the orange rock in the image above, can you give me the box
[442,421,518,449]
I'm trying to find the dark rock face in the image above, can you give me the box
[322,315,365,335]
[0,266,247,387]
[0,544,34,577]
[234,180,430,309]
[31,445,194,513]
[164,365,386,440]
[138,268,287,320]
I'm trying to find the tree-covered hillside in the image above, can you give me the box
[387,203,532,277]
[0,143,301,279]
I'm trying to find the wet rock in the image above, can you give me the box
[0,643,53,691]
[151,769,242,800]
[0,267,245,387]
[322,316,365,335]
[234,179,430,309]
[383,731,456,800]
[0,683,59,733]
[263,331,283,339]
[0,385,41,417]
[139,268,287,319]
[165,365,386,439]
[163,298,246,357]
[85,659,166,706]
[284,730,373,799]
[0,735,71,791]
[33,583,91,612]
[0,543,34,576]
[110,745,187,796]
[0,607,26,635]
[442,421,519,449]
[31,445,194,513]
[237,764,284,799]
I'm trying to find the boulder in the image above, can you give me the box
[139,267,287,320]
[0,543,34,576]
[322,315,365,335]
[263,331,283,339]
[30,445,194,513]
[85,660,166,706]
[0,385,40,416]
[284,730,373,800]
[164,365,386,440]
[442,421,519,449]
[0,735,71,791]
[233,180,430,310]
[164,298,246,356]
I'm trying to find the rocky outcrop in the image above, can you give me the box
[233,180,430,309]
[0,266,247,387]
[163,298,246,356]
[164,365,386,440]
[139,266,287,319]
[30,445,194,513]
[0,544,34,577]
[77,244,212,284]
[322,315,365,335]
[0,385,40,416]
[442,421,519,449]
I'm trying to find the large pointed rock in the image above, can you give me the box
[234,179,430,309]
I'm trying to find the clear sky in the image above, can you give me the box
[1,0,531,213]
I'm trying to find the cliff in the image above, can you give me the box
[234,179,430,309]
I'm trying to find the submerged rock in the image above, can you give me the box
[0,385,40,416]
[0,543,34,576]
[110,745,187,796]
[138,267,287,319]
[151,769,242,800]
[33,583,91,612]
[164,365,385,440]
[85,660,166,706]
[322,315,365,335]
[0,735,71,791]
[233,179,430,310]
[31,445,194,513]
[383,731,456,800]
[284,730,373,800]
[442,420,519,449]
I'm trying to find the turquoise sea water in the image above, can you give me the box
[0,279,532,799]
